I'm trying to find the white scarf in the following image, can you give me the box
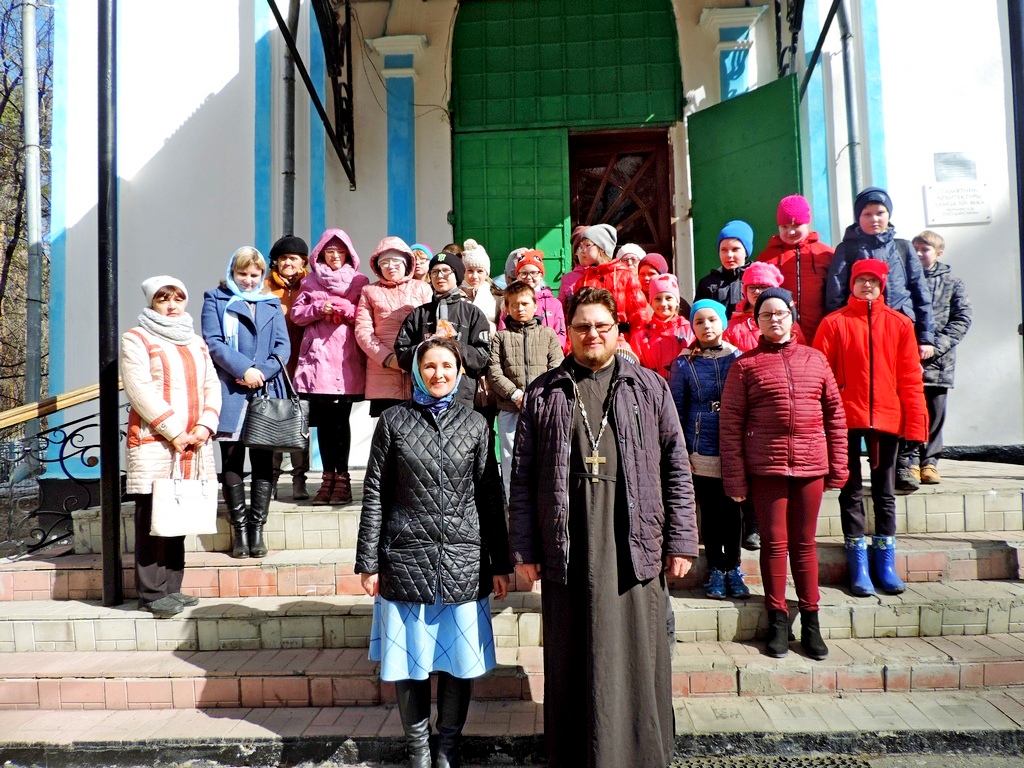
[138,308,196,346]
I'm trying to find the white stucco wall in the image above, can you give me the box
[60,0,259,396]
[872,0,1022,446]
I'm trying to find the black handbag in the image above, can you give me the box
[241,354,310,452]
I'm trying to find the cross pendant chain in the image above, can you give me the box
[584,448,606,483]
[569,372,617,483]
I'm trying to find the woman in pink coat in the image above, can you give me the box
[292,229,370,506]
[355,236,433,416]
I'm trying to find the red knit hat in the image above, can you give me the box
[638,252,669,274]
[515,250,545,276]
[777,194,812,226]
[850,258,888,290]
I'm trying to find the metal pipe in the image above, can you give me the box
[837,0,863,195]
[282,0,300,235]
[1009,0,1024,349]
[22,1,42,434]
[98,0,122,607]
[798,0,841,101]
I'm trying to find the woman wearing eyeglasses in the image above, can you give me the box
[354,236,433,418]
[719,288,848,661]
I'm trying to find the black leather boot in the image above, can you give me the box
[248,480,273,558]
[765,609,790,658]
[223,483,249,559]
[436,672,472,768]
[395,679,432,768]
[800,609,829,660]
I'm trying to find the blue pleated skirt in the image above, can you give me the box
[369,593,496,682]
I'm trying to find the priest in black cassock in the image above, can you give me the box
[508,286,698,768]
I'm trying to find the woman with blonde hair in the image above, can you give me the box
[201,247,290,559]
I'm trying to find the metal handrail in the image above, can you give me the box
[0,382,122,431]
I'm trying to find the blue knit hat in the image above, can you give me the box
[689,298,728,327]
[718,220,754,260]
[854,187,893,220]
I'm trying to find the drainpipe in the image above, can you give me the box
[282,0,300,236]
[98,0,122,606]
[837,1,863,195]
[21,1,42,434]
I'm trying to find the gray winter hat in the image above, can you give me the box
[580,224,617,260]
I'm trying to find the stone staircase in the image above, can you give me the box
[0,461,1023,714]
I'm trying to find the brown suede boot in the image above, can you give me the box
[311,472,335,506]
[331,471,353,505]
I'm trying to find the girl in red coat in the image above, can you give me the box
[812,259,928,598]
[631,274,694,379]
[573,223,649,337]
[721,288,848,660]
[723,261,806,353]
[757,194,834,343]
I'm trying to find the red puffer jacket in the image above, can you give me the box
[757,232,834,343]
[723,307,806,353]
[631,314,695,379]
[575,260,649,336]
[720,339,849,499]
[812,296,928,442]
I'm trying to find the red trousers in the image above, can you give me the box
[749,475,824,612]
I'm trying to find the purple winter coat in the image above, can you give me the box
[508,358,698,584]
[291,229,370,395]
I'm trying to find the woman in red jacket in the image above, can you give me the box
[812,259,928,598]
[721,288,848,660]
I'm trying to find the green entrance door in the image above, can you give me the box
[688,75,804,278]
[453,129,571,280]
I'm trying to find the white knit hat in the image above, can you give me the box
[616,243,647,261]
[141,275,188,306]
[461,238,492,273]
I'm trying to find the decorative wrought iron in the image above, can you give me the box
[0,406,127,559]
[776,0,806,78]
[267,0,356,189]
[312,0,355,188]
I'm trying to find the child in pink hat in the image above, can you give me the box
[756,194,835,343]
[724,261,806,353]
[630,273,695,380]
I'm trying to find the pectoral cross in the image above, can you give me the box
[584,448,606,482]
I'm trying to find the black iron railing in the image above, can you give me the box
[0,391,127,559]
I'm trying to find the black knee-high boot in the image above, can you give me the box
[436,672,472,768]
[222,483,248,559]
[248,480,273,558]
[395,678,432,768]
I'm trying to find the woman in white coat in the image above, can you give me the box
[120,276,221,618]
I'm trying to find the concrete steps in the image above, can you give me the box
[2,633,1023,711]
[2,581,1024,654]
[69,462,1024,557]
[5,532,1022,602]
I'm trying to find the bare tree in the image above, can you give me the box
[0,1,52,416]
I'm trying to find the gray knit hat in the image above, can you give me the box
[580,224,617,260]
